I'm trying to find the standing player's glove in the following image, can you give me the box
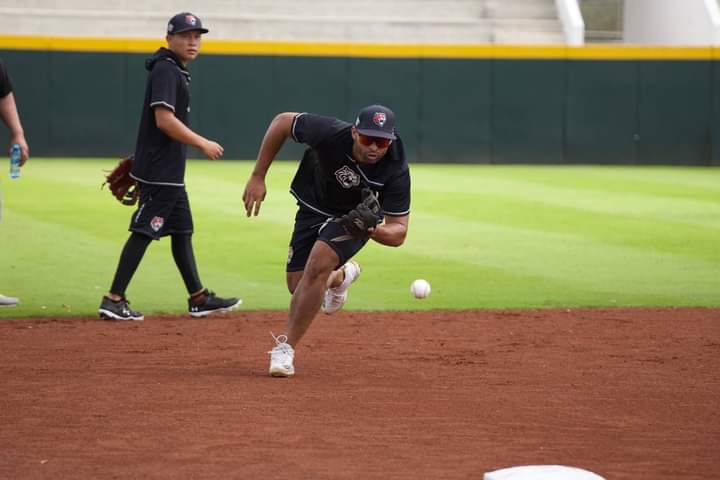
[340,188,383,239]
[102,155,138,206]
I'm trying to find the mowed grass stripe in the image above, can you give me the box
[1,159,718,317]
[1,160,295,315]
[359,245,698,309]
[415,169,720,228]
[553,166,720,193]
[1,209,288,315]
[422,164,720,193]
[402,212,717,304]
[416,191,718,261]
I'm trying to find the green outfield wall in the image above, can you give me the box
[1,38,719,165]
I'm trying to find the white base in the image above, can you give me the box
[484,465,605,480]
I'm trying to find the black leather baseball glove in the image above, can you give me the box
[340,188,383,238]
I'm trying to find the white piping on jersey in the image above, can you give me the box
[384,209,410,216]
[317,217,334,233]
[133,201,146,224]
[164,57,190,78]
[291,113,307,143]
[291,187,409,217]
[345,154,384,187]
[150,100,175,112]
[289,188,334,217]
[130,173,185,187]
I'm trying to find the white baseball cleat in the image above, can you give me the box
[0,294,19,307]
[268,333,295,377]
[321,260,361,315]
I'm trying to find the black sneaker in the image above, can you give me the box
[188,289,242,318]
[98,296,144,321]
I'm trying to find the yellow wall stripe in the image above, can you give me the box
[568,45,714,60]
[0,34,716,60]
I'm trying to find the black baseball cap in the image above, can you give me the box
[167,12,209,35]
[354,104,396,140]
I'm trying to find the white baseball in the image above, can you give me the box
[410,279,431,299]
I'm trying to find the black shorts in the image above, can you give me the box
[129,184,193,240]
[287,207,369,272]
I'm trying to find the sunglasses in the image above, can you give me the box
[358,134,392,149]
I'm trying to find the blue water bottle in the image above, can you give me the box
[9,143,21,179]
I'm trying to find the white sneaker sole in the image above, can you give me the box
[189,299,242,318]
[0,295,19,306]
[98,309,144,321]
[269,366,295,377]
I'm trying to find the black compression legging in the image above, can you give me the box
[171,234,203,295]
[109,232,152,297]
[109,232,203,297]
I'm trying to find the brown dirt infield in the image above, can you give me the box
[1,308,718,479]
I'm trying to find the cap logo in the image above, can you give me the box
[168,23,174,32]
[373,112,387,127]
[185,15,197,26]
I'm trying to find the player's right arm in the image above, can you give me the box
[0,92,29,165]
[154,107,223,160]
[242,112,297,217]
[370,214,409,247]
[149,62,223,160]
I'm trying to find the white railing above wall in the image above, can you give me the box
[704,0,720,44]
[555,0,585,45]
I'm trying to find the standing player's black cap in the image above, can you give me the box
[167,12,209,35]
[354,104,396,140]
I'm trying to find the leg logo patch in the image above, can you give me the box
[150,216,164,232]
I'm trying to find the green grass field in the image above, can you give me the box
[1,159,718,317]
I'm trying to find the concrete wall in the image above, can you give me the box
[0,0,567,45]
[624,0,720,45]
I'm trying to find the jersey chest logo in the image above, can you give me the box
[334,165,360,189]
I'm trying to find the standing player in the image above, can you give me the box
[0,59,30,307]
[242,105,411,377]
[98,12,240,320]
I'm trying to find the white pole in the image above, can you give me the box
[556,0,585,45]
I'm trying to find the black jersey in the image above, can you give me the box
[0,60,13,98]
[290,113,411,217]
[130,48,191,186]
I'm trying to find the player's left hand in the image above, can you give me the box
[103,155,138,206]
[242,174,267,217]
[200,139,224,160]
[340,188,383,238]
